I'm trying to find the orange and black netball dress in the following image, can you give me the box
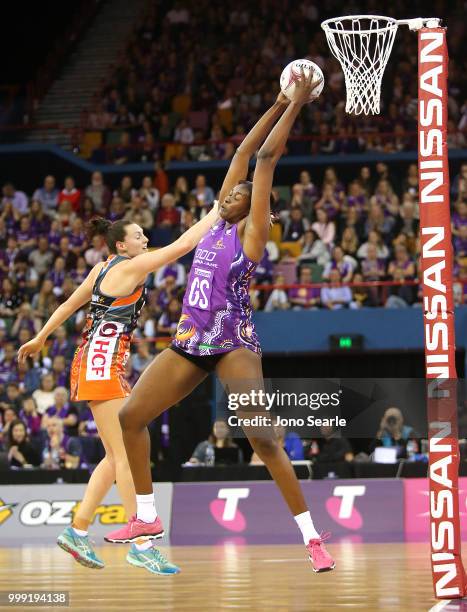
[70,255,146,401]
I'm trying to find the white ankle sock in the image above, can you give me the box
[134,539,153,551]
[294,511,320,544]
[72,527,88,537]
[136,493,157,523]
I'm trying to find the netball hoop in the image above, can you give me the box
[322,14,467,601]
[321,15,439,115]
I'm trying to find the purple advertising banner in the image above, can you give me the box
[170,479,404,545]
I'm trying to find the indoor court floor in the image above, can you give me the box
[2,543,467,611]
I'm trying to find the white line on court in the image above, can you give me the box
[428,601,452,612]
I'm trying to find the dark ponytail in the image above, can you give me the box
[87,217,111,239]
[86,216,130,254]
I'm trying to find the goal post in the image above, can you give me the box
[418,26,467,600]
[321,16,467,600]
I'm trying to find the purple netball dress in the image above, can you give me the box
[173,219,261,356]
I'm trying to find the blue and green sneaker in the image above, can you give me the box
[57,527,104,569]
[126,544,180,575]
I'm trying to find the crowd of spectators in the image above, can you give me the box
[2,1,466,472]
[1,160,466,469]
[80,0,467,162]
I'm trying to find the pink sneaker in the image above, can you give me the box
[104,515,164,543]
[306,532,335,573]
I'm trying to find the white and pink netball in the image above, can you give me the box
[280,59,324,102]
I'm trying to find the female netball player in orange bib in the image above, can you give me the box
[120,71,335,573]
[17,206,218,574]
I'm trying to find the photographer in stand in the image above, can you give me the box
[371,407,418,459]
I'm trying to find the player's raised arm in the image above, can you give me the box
[243,71,321,262]
[217,93,290,205]
[121,201,219,283]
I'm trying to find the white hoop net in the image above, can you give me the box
[321,15,399,115]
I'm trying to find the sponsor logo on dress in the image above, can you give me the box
[86,320,124,381]
[213,239,225,250]
[175,315,196,341]
[194,267,211,278]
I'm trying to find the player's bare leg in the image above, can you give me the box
[216,348,335,572]
[76,399,136,523]
[118,348,207,543]
[215,348,308,514]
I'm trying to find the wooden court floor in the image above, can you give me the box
[1,543,466,611]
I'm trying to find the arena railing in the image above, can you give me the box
[117,279,466,350]
[1,123,465,159]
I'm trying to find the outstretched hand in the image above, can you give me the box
[17,337,44,364]
[290,66,323,106]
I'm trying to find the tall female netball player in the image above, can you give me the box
[120,70,335,573]
[17,206,218,574]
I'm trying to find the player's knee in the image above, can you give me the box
[119,399,144,433]
[118,402,134,432]
[104,453,116,469]
[118,405,127,430]
[251,436,280,458]
[115,456,130,472]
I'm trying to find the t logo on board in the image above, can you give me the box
[325,485,366,530]
[209,488,249,532]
